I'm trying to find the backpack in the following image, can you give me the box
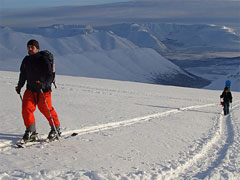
[39,50,57,88]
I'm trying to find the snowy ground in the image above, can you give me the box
[0,70,240,180]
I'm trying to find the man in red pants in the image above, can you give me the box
[16,39,61,142]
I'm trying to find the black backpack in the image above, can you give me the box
[39,50,57,88]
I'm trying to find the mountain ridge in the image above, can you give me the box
[1,22,239,88]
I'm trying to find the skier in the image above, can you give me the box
[15,39,61,142]
[220,86,232,115]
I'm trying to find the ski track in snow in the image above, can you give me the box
[0,103,216,151]
[1,101,240,179]
[158,101,240,180]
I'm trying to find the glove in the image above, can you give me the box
[15,86,21,94]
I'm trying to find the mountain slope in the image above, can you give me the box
[96,23,240,57]
[0,25,210,87]
[205,67,240,92]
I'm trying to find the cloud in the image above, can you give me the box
[1,0,239,27]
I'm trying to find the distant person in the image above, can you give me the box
[220,86,232,115]
[15,39,61,143]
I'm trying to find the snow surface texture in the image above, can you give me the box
[1,71,240,179]
[1,23,240,89]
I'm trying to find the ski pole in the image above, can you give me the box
[40,89,61,143]
[19,93,23,101]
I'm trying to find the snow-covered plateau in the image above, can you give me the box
[0,70,240,179]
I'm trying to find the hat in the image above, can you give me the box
[27,39,39,49]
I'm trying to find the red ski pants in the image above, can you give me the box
[22,90,60,128]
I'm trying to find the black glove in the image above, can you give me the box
[15,86,21,94]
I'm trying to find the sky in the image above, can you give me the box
[0,0,130,9]
[0,0,239,28]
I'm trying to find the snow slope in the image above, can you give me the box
[96,23,240,57]
[0,70,240,179]
[0,24,210,87]
[0,23,239,89]
[9,23,240,57]
[205,66,240,92]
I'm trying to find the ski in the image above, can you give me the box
[14,132,78,148]
[15,139,44,148]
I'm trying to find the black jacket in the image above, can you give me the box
[18,52,53,92]
[220,91,232,103]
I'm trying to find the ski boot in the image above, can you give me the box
[47,127,61,142]
[21,131,39,143]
